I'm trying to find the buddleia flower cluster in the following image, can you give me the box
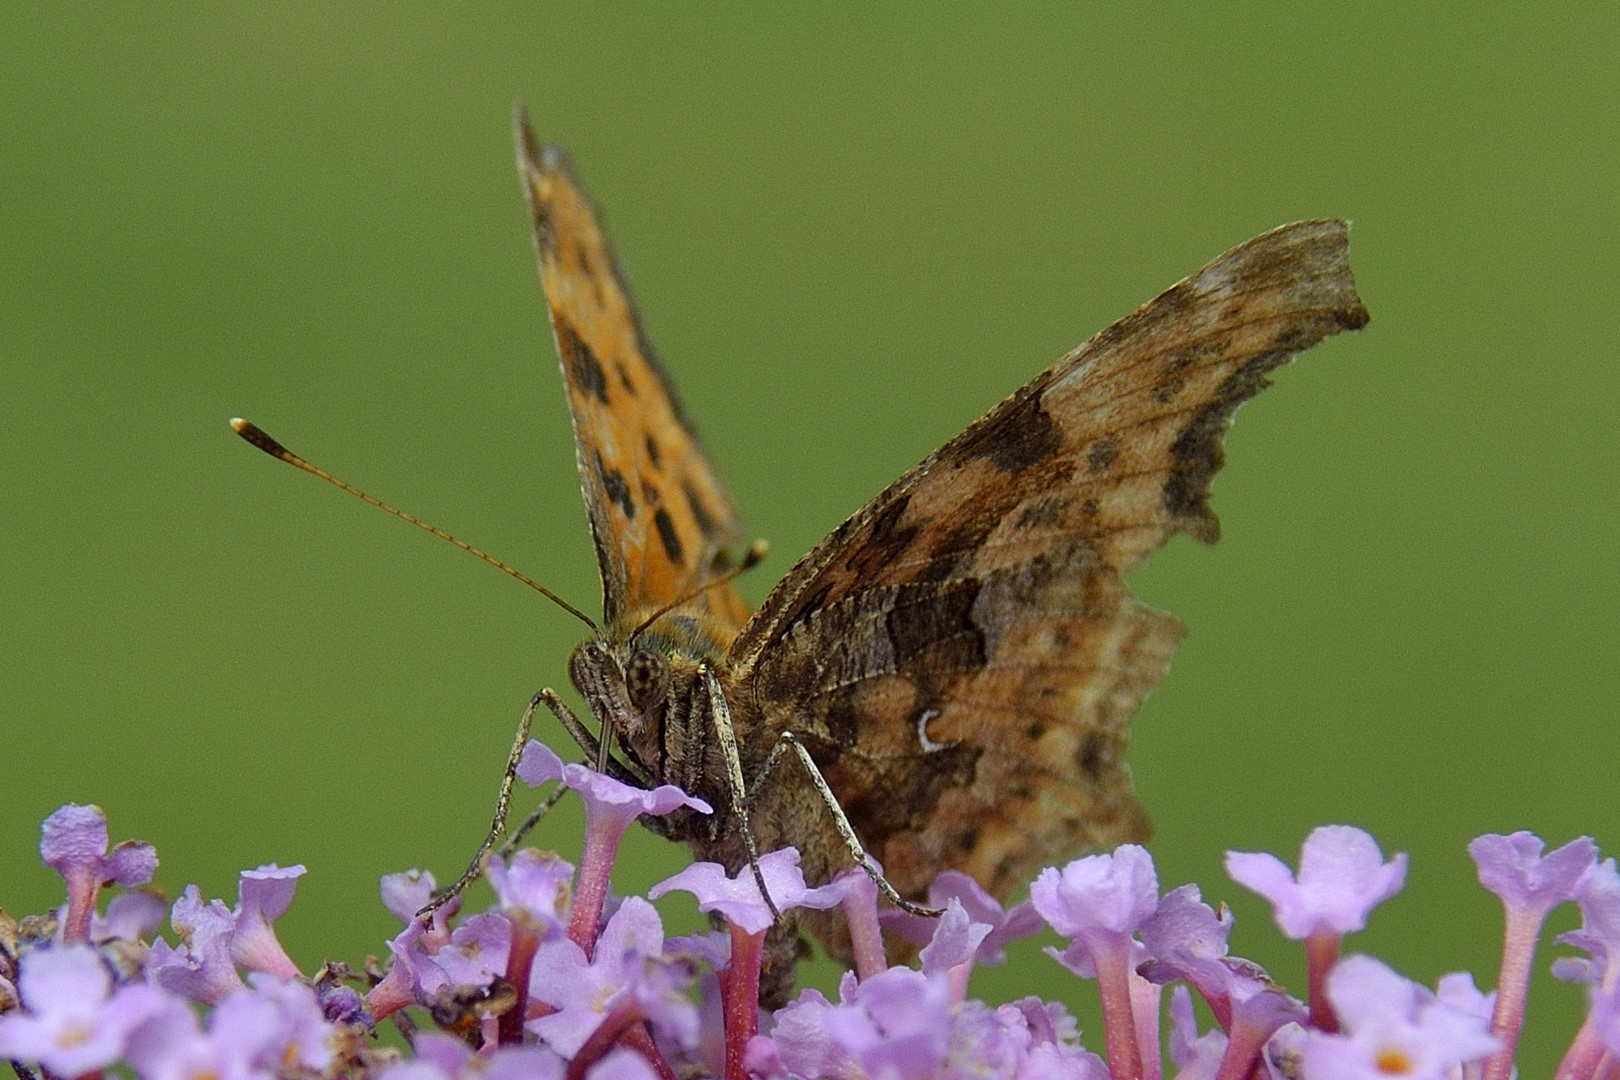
[3,739,1617,1080]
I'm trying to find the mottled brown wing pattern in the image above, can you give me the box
[731,220,1368,904]
[516,115,749,634]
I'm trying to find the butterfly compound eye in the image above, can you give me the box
[624,649,668,712]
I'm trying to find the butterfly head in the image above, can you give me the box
[567,610,729,797]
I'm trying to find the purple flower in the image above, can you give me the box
[40,804,158,944]
[1138,885,1238,1000]
[1138,883,1306,1056]
[1299,955,1500,1080]
[527,896,697,1058]
[767,967,952,1079]
[1434,972,1496,1026]
[1166,985,1228,1080]
[1031,845,1159,1080]
[1559,857,1620,982]
[144,865,307,1003]
[145,884,248,1002]
[91,887,168,944]
[579,1045,661,1080]
[918,900,992,976]
[123,978,333,1080]
[762,966,1103,1080]
[1467,834,1596,1080]
[651,848,845,935]
[1592,981,1620,1056]
[230,864,306,979]
[516,740,711,821]
[1031,844,1159,976]
[519,741,708,950]
[1226,826,1407,939]
[242,974,340,1072]
[1469,833,1596,919]
[370,905,513,1022]
[0,944,167,1077]
[380,868,458,931]
[882,870,1043,967]
[1031,844,1158,987]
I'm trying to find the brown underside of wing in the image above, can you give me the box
[515,114,749,632]
[729,219,1367,925]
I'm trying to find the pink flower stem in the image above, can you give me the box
[1093,941,1145,1080]
[568,814,632,956]
[562,1002,674,1080]
[1213,1019,1270,1080]
[59,867,99,944]
[1305,932,1342,1033]
[840,885,888,981]
[498,918,542,1047]
[620,1023,681,1080]
[1131,971,1163,1080]
[1554,1020,1610,1080]
[724,925,767,1080]
[1482,906,1543,1080]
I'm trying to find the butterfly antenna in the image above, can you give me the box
[230,417,599,633]
[629,539,770,642]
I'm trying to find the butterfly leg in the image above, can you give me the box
[697,665,785,920]
[750,731,942,919]
[696,667,941,920]
[419,689,552,917]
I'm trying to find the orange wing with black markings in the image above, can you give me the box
[516,113,749,635]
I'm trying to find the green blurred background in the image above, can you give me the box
[3,5,1615,1072]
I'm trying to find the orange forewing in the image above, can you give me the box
[517,122,749,636]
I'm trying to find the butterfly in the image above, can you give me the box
[513,112,1367,1002]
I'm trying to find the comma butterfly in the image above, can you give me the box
[513,112,1368,1002]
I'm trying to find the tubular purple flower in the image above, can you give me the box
[1470,833,1597,918]
[230,864,306,979]
[1226,826,1407,940]
[1167,985,1229,1080]
[882,869,1043,968]
[1031,845,1159,1080]
[1468,834,1596,1080]
[650,848,844,937]
[1227,826,1406,1033]
[40,804,158,944]
[145,884,248,1002]
[519,740,709,955]
[91,888,167,944]
[527,896,697,1064]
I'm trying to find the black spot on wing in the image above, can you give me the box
[1164,349,1293,538]
[1086,435,1120,473]
[885,580,987,676]
[683,481,718,540]
[597,453,636,520]
[1077,732,1107,781]
[971,389,1064,473]
[842,494,923,585]
[556,320,609,405]
[1151,379,1185,404]
[644,435,663,470]
[653,507,685,565]
[607,248,702,440]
